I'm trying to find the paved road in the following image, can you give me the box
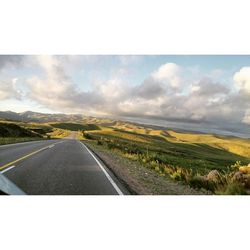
[0,133,128,195]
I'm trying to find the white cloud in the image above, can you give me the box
[18,59,250,127]
[98,79,126,99]
[233,67,250,93]
[0,78,21,100]
[25,56,133,114]
[191,84,200,93]
[151,63,181,89]
[191,78,229,96]
[121,65,234,125]
[36,55,59,76]
[26,56,83,111]
[242,110,250,124]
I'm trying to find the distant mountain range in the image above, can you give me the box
[0,110,249,138]
[0,111,86,123]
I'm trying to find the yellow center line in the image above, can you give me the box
[0,141,64,171]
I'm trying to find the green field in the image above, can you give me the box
[83,123,250,171]
[81,121,250,194]
[50,122,100,131]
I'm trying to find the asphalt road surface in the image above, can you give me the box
[0,132,128,195]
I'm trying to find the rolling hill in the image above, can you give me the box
[0,123,42,138]
[0,111,86,123]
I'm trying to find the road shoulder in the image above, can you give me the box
[84,142,206,195]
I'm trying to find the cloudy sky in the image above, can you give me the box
[0,55,249,135]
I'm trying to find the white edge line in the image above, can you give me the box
[0,141,64,174]
[79,141,124,195]
[1,165,16,174]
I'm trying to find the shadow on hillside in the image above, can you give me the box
[50,123,100,131]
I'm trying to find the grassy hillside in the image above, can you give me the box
[0,120,71,144]
[84,126,250,171]
[50,122,100,131]
[0,122,42,138]
[0,122,45,145]
[81,121,250,194]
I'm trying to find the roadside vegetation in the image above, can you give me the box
[0,120,71,145]
[80,121,250,194]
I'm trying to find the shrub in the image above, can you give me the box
[169,167,192,182]
[83,132,93,140]
[188,175,216,192]
[97,140,103,145]
[154,166,160,172]
[231,161,242,171]
[163,165,175,175]
[223,183,247,195]
[149,160,159,169]
[239,165,250,174]
[123,153,139,161]
[170,171,183,181]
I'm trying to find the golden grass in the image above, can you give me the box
[165,130,250,158]
[47,128,70,138]
[82,117,114,124]
[167,130,220,143]
[86,126,150,143]
[104,122,250,159]
[3,118,249,160]
[112,122,166,138]
[216,143,250,158]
